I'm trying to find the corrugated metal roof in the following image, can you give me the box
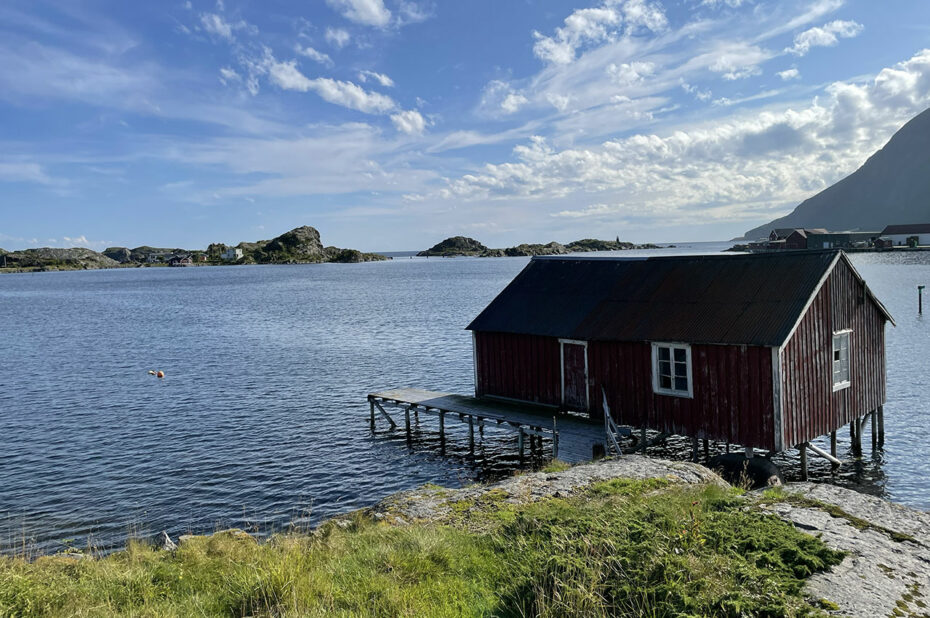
[466,250,876,346]
[881,223,930,235]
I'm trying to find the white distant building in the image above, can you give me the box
[221,247,243,261]
[880,224,930,246]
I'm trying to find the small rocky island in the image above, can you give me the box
[417,235,659,257]
[0,226,387,272]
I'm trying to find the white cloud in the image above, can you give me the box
[219,66,241,85]
[607,61,655,85]
[200,13,248,41]
[266,60,397,114]
[428,49,930,229]
[533,7,620,65]
[701,0,744,7]
[295,44,333,67]
[325,27,351,48]
[358,70,394,87]
[325,0,391,27]
[786,20,863,56]
[777,68,800,80]
[501,92,529,114]
[707,42,769,80]
[682,82,712,101]
[0,162,54,185]
[391,109,427,135]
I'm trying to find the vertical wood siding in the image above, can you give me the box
[475,332,776,450]
[474,332,562,406]
[780,259,887,447]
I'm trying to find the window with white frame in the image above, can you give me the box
[832,330,851,390]
[652,343,693,398]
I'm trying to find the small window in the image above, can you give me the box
[832,330,851,391]
[652,343,692,398]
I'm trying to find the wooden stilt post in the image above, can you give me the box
[518,427,525,459]
[691,437,699,462]
[830,430,838,469]
[877,405,884,446]
[369,400,375,427]
[640,426,647,453]
[745,446,754,459]
[725,442,730,454]
[439,411,445,439]
[468,416,475,451]
[799,443,808,481]
[871,409,878,453]
[702,439,709,460]
[553,417,559,460]
[404,406,411,435]
[853,416,862,458]
[478,417,484,437]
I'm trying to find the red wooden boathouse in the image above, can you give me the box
[466,251,893,454]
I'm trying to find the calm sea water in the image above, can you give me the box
[1,243,928,553]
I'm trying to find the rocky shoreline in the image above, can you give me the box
[416,235,661,257]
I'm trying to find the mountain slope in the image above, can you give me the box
[743,107,930,240]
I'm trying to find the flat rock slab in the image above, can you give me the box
[368,456,724,525]
[762,483,930,616]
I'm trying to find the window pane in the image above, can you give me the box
[674,377,688,391]
[834,350,840,362]
[674,362,687,377]
[659,375,671,388]
[658,347,670,361]
[658,361,671,376]
[674,348,686,362]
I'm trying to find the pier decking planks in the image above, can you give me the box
[368,388,606,462]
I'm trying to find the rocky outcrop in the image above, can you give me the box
[368,456,725,525]
[418,236,489,257]
[103,247,133,263]
[323,247,388,263]
[419,236,660,258]
[2,247,119,270]
[260,226,324,261]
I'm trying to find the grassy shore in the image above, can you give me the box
[0,479,843,617]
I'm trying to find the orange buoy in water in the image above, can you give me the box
[156,371,165,378]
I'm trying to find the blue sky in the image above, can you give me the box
[2,0,930,251]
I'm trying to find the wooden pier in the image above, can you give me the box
[368,388,608,462]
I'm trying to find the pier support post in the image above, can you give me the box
[439,411,445,439]
[725,442,730,454]
[851,417,862,458]
[691,437,699,462]
[518,427,525,459]
[745,446,754,459]
[468,416,475,451]
[404,406,411,436]
[640,427,647,453]
[799,443,808,481]
[871,409,878,453]
[877,405,884,446]
[702,439,709,460]
[830,431,838,469]
[369,400,375,428]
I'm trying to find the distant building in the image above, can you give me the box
[168,254,193,267]
[880,224,930,246]
[805,231,879,250]
[221,247,243,261]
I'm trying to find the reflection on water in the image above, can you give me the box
[0,243,927,553]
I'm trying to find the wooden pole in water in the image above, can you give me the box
[799,442,808,481]
[369,399,375,427]
[745,446,754,459]
[919,285,925,314]
[439,411,445,439]
[853,417,862,458]
[404,406,411,436]
[877,405,884,446]
[468,416,475,451]
[871,409,878,453]
[518,427,525,459]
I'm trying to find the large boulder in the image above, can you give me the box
[261,226,324,261]
[103,247,133,263]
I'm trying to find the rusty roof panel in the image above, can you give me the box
[466,251,854,346]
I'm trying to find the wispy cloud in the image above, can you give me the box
[786,20,863,56]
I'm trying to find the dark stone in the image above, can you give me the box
[706,453,784,488]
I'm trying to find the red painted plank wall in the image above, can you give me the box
[588,341,776,450]
[474,331,561,406]
[475,331,776,450]
[780,259,887,447]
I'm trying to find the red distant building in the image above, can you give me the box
[467,251,893,453]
